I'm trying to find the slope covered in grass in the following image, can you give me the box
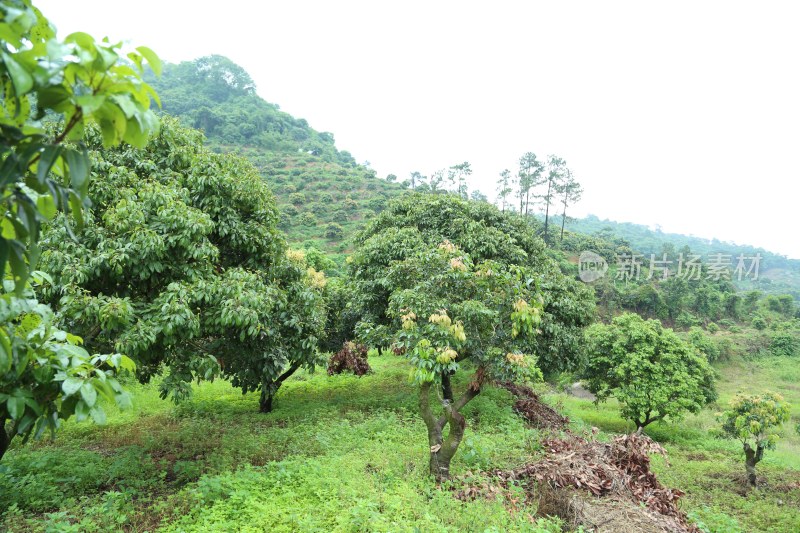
[2,354,798,532]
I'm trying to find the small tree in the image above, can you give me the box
[382,242,544,480]
[584,313,717,431]
[720,392,791,486]
[324,222,344,240]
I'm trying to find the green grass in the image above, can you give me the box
[0,358,562,532]
[1,355,799,531]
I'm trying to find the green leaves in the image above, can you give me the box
[720,392,791,445]
[1,51,33,94]
[0,290,136,461]
[0,1,160,288]
[135,46,162,76]
[61,376,83,396]
[0,327,11,374]
[39,117,324,410]
[584,313,717,429]
[0,1,154,460]
[64,147,90,197]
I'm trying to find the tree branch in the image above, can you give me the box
[436,384,481,429]
[275,360,301,386]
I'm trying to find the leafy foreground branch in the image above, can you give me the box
[1,0,160,459]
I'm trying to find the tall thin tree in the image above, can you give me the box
[558,169,583,241]
[518,152,544,216]
[541,155,567,243]
[496,169,513,212]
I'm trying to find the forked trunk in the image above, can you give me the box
[419,379,480,481]
[743,443,763,487]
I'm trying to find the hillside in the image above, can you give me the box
[561,214,800,299]
[147,56,408,264]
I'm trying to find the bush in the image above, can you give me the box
[742,333,771,360]
[770,333,798,357]
[717,319,736,329]
[327,342,371,376]
[299,212,317,226]
[688,327,721,362]
[675,312,699,329]
[715,337,734,361]
[706,322,720,334]
[752,316,767,330]
[324,223,344,240]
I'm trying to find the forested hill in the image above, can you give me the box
[147,55,407,260]
[148,55,800,296]
[562,214,800,298]
[148,55,354,165]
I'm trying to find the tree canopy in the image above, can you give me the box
[719,391,791,486]
[40,118,326,410]
[584,313,717,429]
[348,193,595,375]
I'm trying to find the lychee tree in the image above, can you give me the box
[380,241,545,480]
[720,392,791,486]
[347,193,595,376]
[583,313,717,431]
[39,119,326,411]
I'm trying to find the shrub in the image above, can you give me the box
[718,319,736,329]
[675,312,699,329]
[706,322,720,334]
[585,314,717,430]
[299,212,317,226]
[769,333,797,357]
[327,342,371,376]
[715,337,735,361]
[752,316,767,330]
[688,327,721,362]
[324,223,344,240]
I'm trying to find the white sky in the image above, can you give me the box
[37,0,800,258]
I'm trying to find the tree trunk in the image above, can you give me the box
[419,380,480,482]
[525,189,530,217]
[560,198,568,241]
[441,372,454,402]
[543,179,553,242]
[259,390,274,413]
[259,362,302,413]
[743,443,763,487]
[0,418,11,462]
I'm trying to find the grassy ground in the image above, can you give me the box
[1,355,798,532]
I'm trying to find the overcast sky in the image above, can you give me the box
[37,0,800,258]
